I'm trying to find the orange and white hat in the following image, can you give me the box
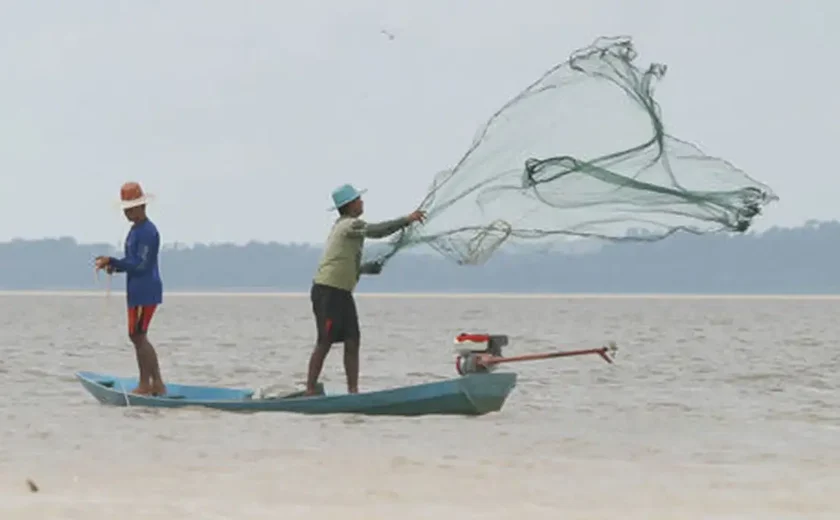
[117,181,154,209]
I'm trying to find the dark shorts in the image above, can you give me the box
[127,305,157,336]
[311,283,359,344]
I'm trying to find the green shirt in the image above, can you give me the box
[313,215,410,292]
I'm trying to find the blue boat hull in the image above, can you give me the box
[75,370,518,416]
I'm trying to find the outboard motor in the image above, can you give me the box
[454,333,508,375]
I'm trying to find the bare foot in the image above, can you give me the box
[151,383,167,397]
[131,385,153,395]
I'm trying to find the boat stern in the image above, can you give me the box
[458,372,518,415]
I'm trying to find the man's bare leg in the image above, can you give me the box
[306,341,331,395]
[143,336,166,396]
[343,338,360,394]
[130,335,153,395]
[130,334,165,395]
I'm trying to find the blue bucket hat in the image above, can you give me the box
[328,183,367,211]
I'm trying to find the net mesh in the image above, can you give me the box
[367,36,778,267]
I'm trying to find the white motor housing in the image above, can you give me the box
[455,352,498,375]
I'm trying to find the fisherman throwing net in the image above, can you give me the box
[366,36,777,268]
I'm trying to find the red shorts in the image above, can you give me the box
[127,305,157,336]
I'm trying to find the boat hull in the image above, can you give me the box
[75,370,518,416]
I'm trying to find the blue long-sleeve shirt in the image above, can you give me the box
[108,219,163,307]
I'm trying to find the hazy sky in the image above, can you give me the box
[1,0,836,245]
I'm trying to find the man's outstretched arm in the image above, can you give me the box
[344,217,410,239]
[344,210,426,239]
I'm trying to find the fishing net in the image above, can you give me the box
[366,36,777,267]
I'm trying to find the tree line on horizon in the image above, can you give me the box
[0,220,837,294]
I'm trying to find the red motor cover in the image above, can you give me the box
[455,333,490,343]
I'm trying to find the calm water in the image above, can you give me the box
[0,292,838,519]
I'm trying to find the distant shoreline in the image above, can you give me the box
[0,290,838,300]
[3,222,840,295]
